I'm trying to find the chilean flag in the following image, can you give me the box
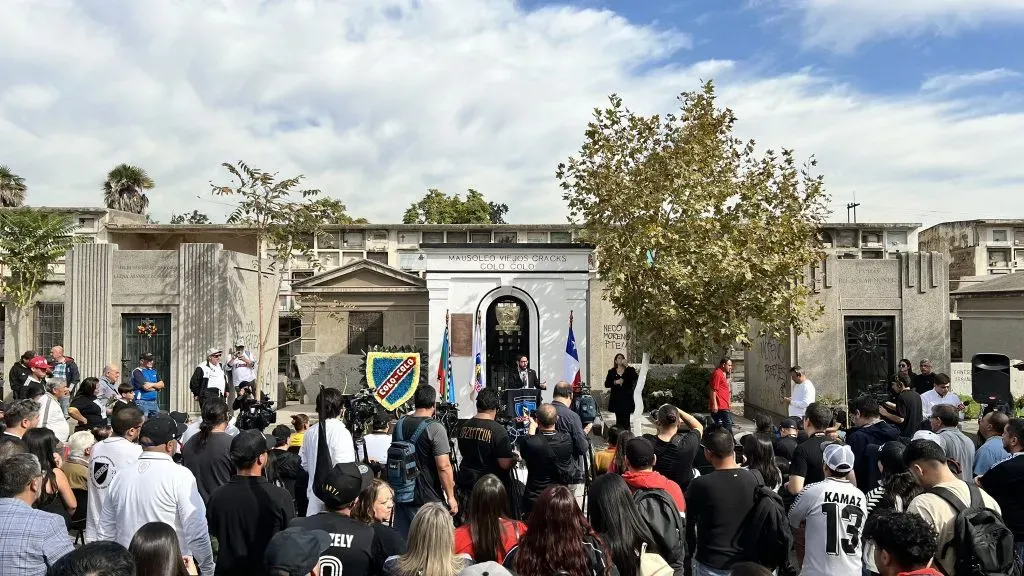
[565,311,582,390]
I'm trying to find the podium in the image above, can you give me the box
[503,388,542,420]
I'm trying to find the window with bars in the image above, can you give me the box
[35,303,64,352]
[348,312,384,354]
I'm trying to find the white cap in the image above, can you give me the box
[234,338,245,348]
[206,347,222,357]
[823,443,855,474]
[913,430,942,444]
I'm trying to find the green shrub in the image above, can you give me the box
[959,394,981,420]
[642,364,712,414]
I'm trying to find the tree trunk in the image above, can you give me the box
[630,351,651,436]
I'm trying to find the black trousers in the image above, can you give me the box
[614,410,632,430]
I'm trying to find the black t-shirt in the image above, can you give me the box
[979,455,1024,539]
[685,467,760,569]
[774,436,799,461]
[70,395,105,430]
[207,476,295,575]
[643,430,701,491]
[183,431,235,503]
[291,513,382,575]
[912,372,936,395]
[393,417,450,505]
[894,389,924,437]
[456,417,514,491]
[518,431,574,508]
[789,433,830,485]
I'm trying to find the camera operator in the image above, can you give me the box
[552,382,590,508]
[226,339,257,395]
[456,388,515,499]
[518,403,574,519]
[879,373,923,439]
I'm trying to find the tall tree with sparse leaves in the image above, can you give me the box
[488,201,509,224]
[103,164,154,214]
[402,188,493,224]
[0,208,80,351]
[558,81,829,433]
[212,161,354,389]
[0,165,27,207]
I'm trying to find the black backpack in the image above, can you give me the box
[387,417,430,504]
[928,484,1018,576]
[734,482,794,574]
[633,488,686,566]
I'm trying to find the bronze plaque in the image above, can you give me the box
[450,313,474,357]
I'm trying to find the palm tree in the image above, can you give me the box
[103,164,154,214]
[0,165,27,207]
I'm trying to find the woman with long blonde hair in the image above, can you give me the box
[382,502,472,576]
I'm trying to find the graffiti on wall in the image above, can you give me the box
[603,323,629,351]
[758,336,790,399]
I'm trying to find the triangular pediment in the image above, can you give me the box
[292,259,425,291]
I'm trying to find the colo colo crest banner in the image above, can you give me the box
[366,351,421,410]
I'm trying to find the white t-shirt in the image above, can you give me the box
[906,480,1001,576]
[920,389,961,419]
[300,419,356,515]
[228,350,257,385]
[39,393,70,442]
[788,478,868,576]
[85,436,143,543]
[789,379,817,418]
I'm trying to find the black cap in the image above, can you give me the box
[139,415,186,447]
[140,352,154,361]
[317,462,373,509]
[271,424,291,446]
[265,527,331,576]
[168,411,188,425]
[625,437,655,469]
[779,418,798,430]
[230,430,272,465]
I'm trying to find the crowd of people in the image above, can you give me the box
[1,351,1023,576]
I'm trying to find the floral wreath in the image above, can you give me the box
[137,319,158,337]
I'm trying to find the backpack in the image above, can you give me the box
[387,417,430,504]
[639,542,673,576]
[633,488,686,566]
[928,484,1018,576]
[574,394,598,423]
[734,481,794,573]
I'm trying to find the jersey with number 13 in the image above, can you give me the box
[788,477,868,576]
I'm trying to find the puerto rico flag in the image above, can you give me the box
[565,311,582,390]
[438,311,455,404]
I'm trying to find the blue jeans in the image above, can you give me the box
[693,561,730,576]
[135,398,159,419]
[711,410,734,432]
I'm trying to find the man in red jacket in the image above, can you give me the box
[621,437,685,512]
[709,358,733,432]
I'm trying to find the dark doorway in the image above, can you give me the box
[486,296,530,392]
[121,314,172,410]
[347,311,383,355]
[844,316,895,399]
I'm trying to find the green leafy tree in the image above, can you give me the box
[488,201,509,224]
[0,208,80,351]
[170,210,212,224]
[212,161,354,388]
[103,164,154,214]
[0,165,27,207]
[558,81,829,433]
[402,188,492,224]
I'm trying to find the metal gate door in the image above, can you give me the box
[121,314,172,410]
[486,296,530,392]
[844,316,895,399]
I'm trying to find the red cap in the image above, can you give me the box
[28,356,51,371]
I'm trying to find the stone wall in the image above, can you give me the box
[744,253,949,419]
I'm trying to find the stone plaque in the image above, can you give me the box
[450,313,473,357]
[836,260,900,299]
[112,252,180,295]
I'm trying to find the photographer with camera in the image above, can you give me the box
[518,403,574,519]
[227,338,257,396]
[456,388,515,499]
[234,385,278,432]
[879,373,923,439]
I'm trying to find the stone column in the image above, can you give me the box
[177,243,224,411]
[65,244,115,379]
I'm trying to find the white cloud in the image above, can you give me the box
[0,0,1022,226]
[921,69,1022,94]
[793,0,1024,52]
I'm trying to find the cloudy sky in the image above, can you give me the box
[1,0,1022,226]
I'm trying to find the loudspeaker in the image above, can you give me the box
[971,353,1012,405]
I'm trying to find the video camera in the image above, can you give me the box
[435,402,461,439]
[342,388,383,438]
[236,391,277,431]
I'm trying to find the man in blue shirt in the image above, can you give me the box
[975,410,1010,476]
[131,353,165,418]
